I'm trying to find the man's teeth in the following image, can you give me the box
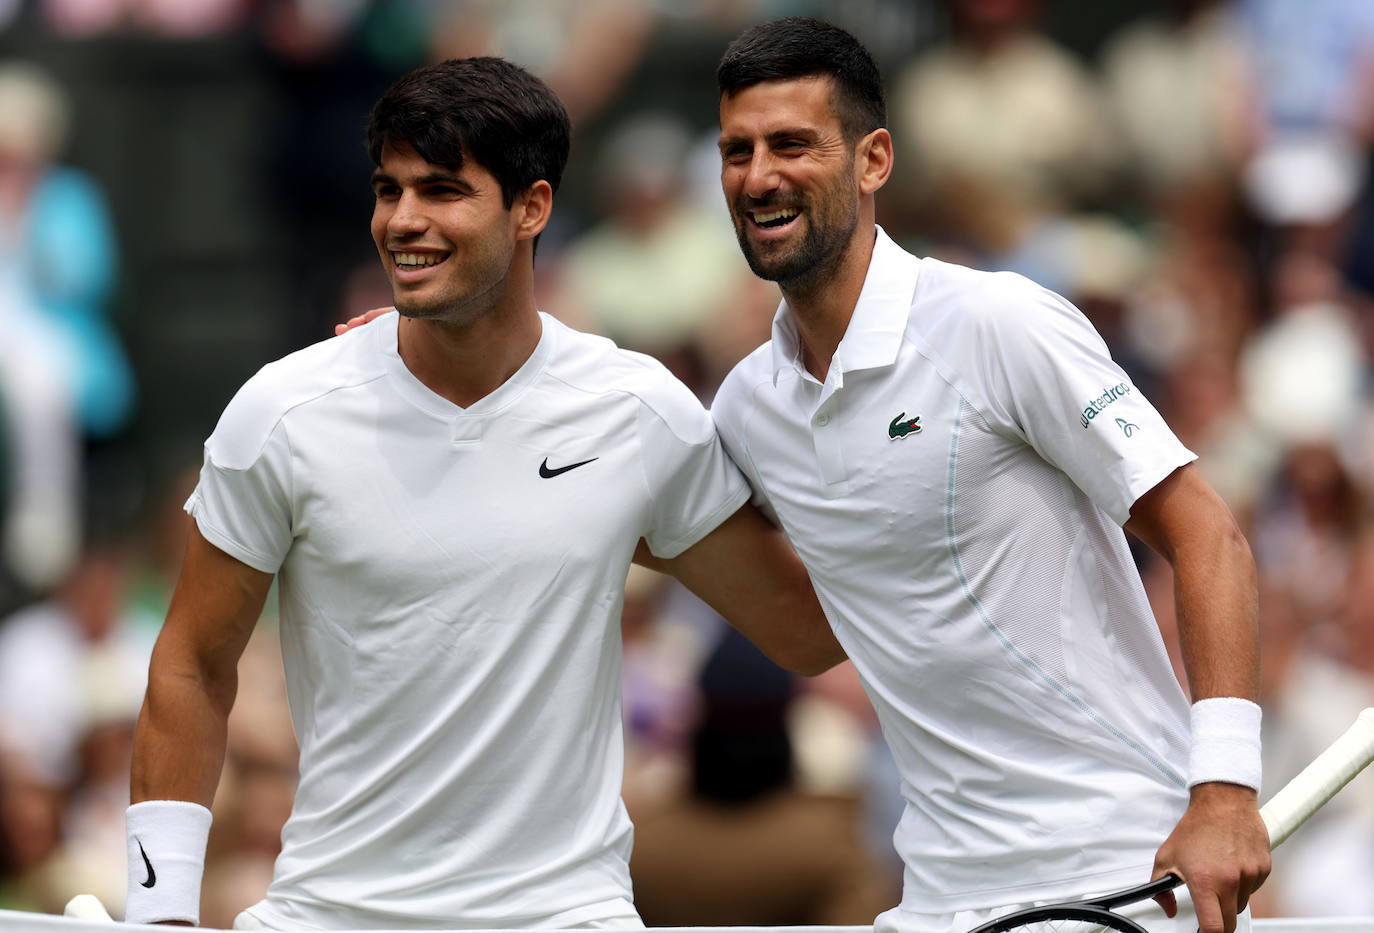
[394,252,447,267]
[754,208,799,226]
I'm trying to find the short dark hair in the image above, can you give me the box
[367,57,571,208]
[717,17,886,142]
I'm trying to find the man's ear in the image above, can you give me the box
[514,180,554,241]
[856,128,893,195]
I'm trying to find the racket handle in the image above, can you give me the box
[1259,707,1374,849]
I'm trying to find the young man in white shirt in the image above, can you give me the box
[126,56,842,931]
[709,17,1269,933]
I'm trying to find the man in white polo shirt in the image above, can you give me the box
[710,18,1269,933]
[125,57,841,931]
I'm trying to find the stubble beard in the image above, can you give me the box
[732,190,859,297]
[391,246,514,329]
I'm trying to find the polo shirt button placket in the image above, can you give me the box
[811,406,846,489]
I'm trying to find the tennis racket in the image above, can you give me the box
[966,707,1374,933]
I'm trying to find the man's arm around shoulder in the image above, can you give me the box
[636,504,845,676]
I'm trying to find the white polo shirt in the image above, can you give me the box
[188,311,749,930]
[712,229,1196,914]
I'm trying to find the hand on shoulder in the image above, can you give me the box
[334,307,395,336]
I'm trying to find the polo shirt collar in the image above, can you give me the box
[769,226,920,385]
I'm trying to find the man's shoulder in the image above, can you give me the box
[208,326,386,468]
[908,258,1085,366]
[713,341,777,423]
[913,257,1053,325]
[543,318,713,439]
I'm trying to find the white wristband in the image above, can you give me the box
[1188,696,1262,791]
[125,800,213,925]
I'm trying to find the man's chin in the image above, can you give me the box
[393,297,442,320]
[743,247,809,284]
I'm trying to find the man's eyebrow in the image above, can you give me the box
[718,128,816,148]
[417,171,472,189]
[370,170,475,191]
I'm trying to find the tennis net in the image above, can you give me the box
[2,909,1372,933]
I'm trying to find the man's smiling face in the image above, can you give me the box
[718,75,862,287]
[370,142,519,326]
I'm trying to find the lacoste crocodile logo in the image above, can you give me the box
[888,412,922,439]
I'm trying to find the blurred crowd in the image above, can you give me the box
[2,0,1374,926]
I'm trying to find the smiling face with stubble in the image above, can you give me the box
[718,75,864,290]
[370,142,524,327]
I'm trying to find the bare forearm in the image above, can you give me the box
[1125,465,1259,702]
[1173,520,1259,702]
[710,558,843,676]
[131,651,236,806]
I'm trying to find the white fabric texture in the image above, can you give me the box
[1189,697,1263,789]
[712,229,1198,913]
[124,800,213,925]
[189,312,746,930]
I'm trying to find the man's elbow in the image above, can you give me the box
[772,639,847,677]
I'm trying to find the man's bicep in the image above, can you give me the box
[1124,463,1238,560]
[156,523,274,680]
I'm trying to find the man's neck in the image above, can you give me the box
[782,224,878,382]
[397,300,543,409]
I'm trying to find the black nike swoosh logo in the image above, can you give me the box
[137,839,156,888]
[539,457,598,478]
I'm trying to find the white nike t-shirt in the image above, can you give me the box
[188,312,749,930]
[712,229,1196,916]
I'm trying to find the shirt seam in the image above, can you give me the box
[944,401,1186,788]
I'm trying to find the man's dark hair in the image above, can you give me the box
[367,57,571,208]
[717,17,886,142]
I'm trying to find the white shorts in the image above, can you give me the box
[876,884,1252,933]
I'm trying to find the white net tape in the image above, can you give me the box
[1,912,1371,933]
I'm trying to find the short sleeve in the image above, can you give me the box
[184,394,296,575]
[710,368,778,525]
[970,277,1195,525]
[638,389,750,559]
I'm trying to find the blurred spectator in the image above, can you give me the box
[0,753,64,912]
[1237,0,1374,144]
[0,61,132,440]
[1251,442,1364,641]
[429,0,656,126]
[554,111,750,391]
[1101,0,1253,219]
[1240,250,1364,451]
[630,629,895,926]
[1255,580,1374,917]
[42,0,248,38]
[889,0,1120,261]
[0,286,79,601]
[0,541,151,915]
[0,544,150,789]
[1236,0,1374,256]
